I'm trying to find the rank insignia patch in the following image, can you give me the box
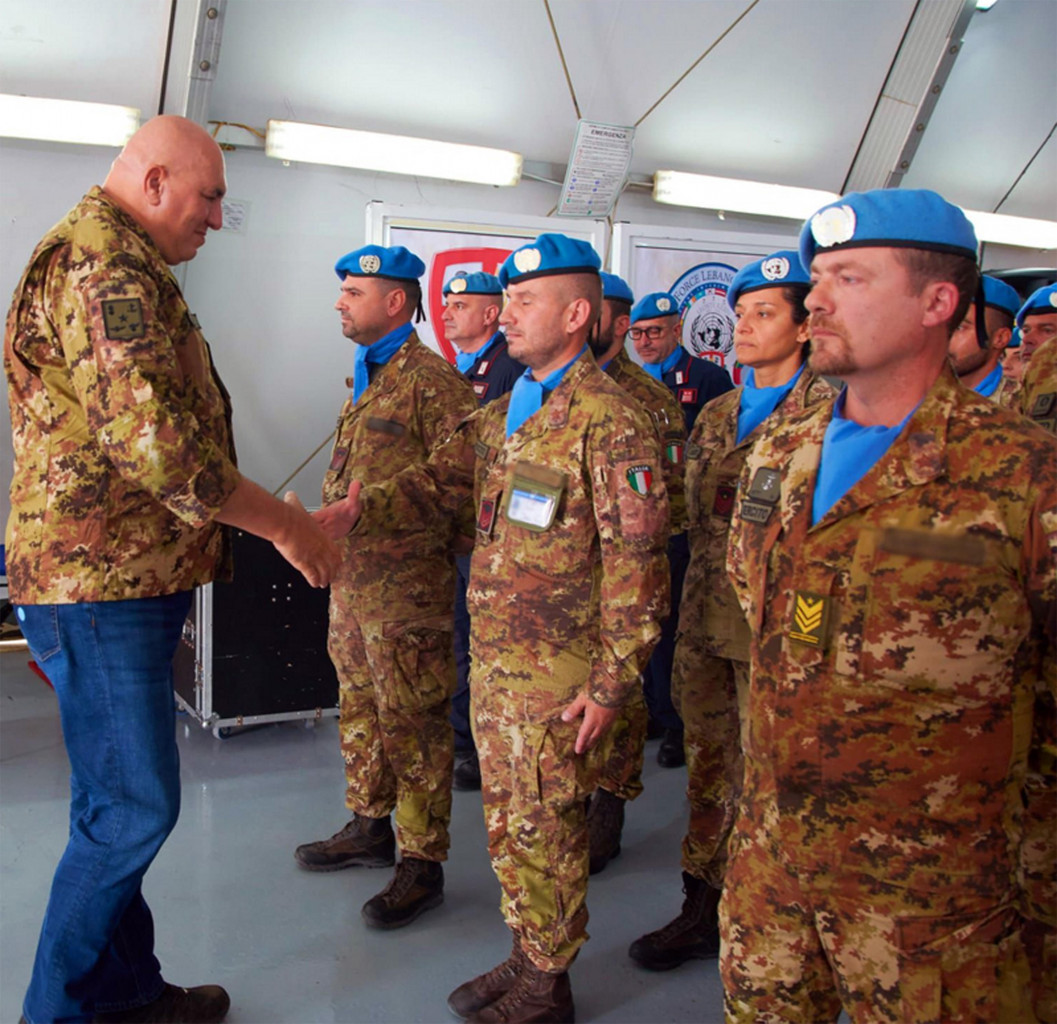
[789,592,828,647]
[102,298,145,341]
[473,381,490,399]
[740,466,781,523]
[677,387,698,405]
[626,465,653,496]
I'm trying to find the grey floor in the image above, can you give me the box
[0,650,726,1024]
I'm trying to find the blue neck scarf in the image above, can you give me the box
[973,363,1003,398]
[506,345,586,438]
[456,331,502,374]
[353,323,413,404]
[812,390,920,526]
[643,345,683,380]
[736,363,805,445]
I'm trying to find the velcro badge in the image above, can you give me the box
[626,464,653,497]
[686,443,703,460]
[789,592,829,648]
[473,440,493,462]
[365,417,406,437]
[678,387,698,405]
[1031,392,1056,418]
[665,441,684,464]
[740,466,780,523]
[102,298,145,341]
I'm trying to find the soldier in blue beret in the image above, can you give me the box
[441,270,525,792]
[1017,283,1057,361]
[947,274,1023,408]
[296,243,477,933]
[722,187,1055,1023]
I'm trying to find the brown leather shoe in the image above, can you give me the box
[447,937,526,1018]
[294,814,395,871]
[93,982,230,1023]
[628,871,720,970]
[468,962,574,1023]
[361,856,444,929]
[587,788,625,875]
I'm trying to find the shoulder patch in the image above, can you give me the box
[626,464,654,496]
[102,298,145,341]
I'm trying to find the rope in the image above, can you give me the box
[634,0,761,128]
[271,430,336,497]
[543,0,582,120]
[993,121,1056,213]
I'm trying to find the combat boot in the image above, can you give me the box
[447,936,527,1018]
[467,961,574,1024]
[361,856,444,929]
[294,813,395,871]
[657,727,686,768]
[586,788,625,875]
[93,982,230,1023]
[628,871,720,970]
[454,749,482,791]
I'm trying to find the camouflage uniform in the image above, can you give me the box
[357,354,670,969]
[1021,336,1057,434]
[323,332,476,861]
[4,186,240,603]
[990,370,1023,412]
[722,365,1056,1023]
[595,346,686,802]
[675,369,834,889]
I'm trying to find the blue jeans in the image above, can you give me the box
[16,591,192,1024]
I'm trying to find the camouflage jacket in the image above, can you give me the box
[4,187,240,604]
[323,330,476,620]
[727,365,1057,911]
[357,354,670,707]
[605,347,687,534]
[990,370,1022,412]
[682,368,834,661]
[1020,336,1057,434]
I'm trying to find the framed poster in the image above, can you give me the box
[366,202,607,361]
[611,221,797,382]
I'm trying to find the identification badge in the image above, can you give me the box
[477,359,491,376]
[789,592,829,648]
[328,445,349,473]
[473,381,490,399]
[503,462,565,532]
[740,467,780,524]
[675,371,685,385]
[678,387,698,405]
[477,496,497,538]
[712,481,736,519]
[102,298,145,341]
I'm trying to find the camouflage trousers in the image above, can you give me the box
[327,594,455,861]
[671,641,749,889]
[595,684,647,801]
[720,799,1037,1024]
[473,678,605,972]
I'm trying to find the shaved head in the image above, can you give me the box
[103,115,227,265]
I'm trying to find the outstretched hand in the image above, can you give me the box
[561,692,619,755]
[274,491,341,588]
[313,479,363,541]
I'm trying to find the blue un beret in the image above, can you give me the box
[443,271,503,296]
[799,189,978,271]
[980,275,1023,320]
[728,250,812,311]
[1007,326,1022,350]
[600,272,634,305]
[335,244,425,282]
[1016,283,1057,328]
[630,292,679,325]
[498,233,601,287]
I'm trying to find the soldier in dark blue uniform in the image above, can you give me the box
[627,292,734,766]
[442,271,525,789]
[630,292,734,434]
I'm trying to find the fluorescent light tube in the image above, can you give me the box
[266,120,523,187]
[0,94,139,146]
[962,209,1057,249]
[653,170,839,220]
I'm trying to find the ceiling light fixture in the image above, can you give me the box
[963,209,1057,249]
[265,120,523,187]
[0,94,139,147]
[653,170,839,220]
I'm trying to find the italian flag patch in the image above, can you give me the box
[626,465,653,496]
[666,441,684,464]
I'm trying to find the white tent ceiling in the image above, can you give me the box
[2,0,1054,227]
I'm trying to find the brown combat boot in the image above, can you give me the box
[467,961,574,1024]
[93,983,230,1023]
[361,856,444,929]
[587,788,625,875]
[447,936,527,1019]
[294,814,395,871]
[627,871,720,970]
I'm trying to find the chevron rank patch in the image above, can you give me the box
[102,298,145,340]
[626,464,653,496]
[789,591,829,647]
